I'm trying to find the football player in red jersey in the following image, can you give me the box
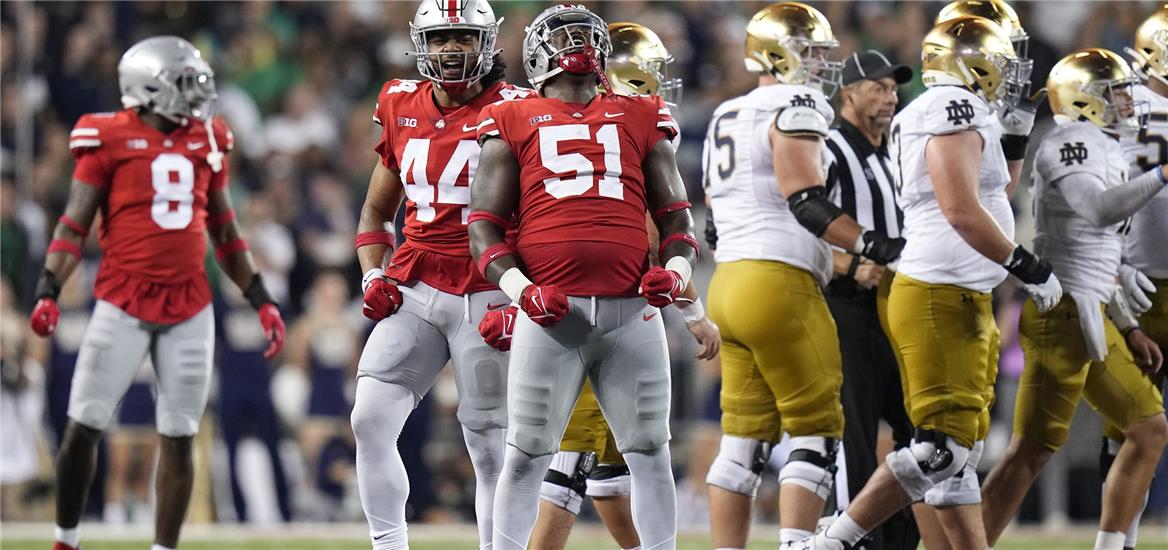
[349,1,532,548]
[28,36,285,550]
[468,5,697,549]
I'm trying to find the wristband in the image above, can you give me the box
[659,233,701,260]
[58,215,89,238]
[499,267,534,303]
[477,242,516,277]
[243,273,276,310]
[1001,135,1028,161]
[47,239,82,259]
[677,297,705,324]
[850,233,866,255]
[362,268,385,294]
[665,256,694,288]
[846,254,862,279]
[355,231,395,250]
[34,269,61,300]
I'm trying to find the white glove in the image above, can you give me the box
[1118,264,1156,315]
[1022,274,1064,313]
[997,103,1036,136]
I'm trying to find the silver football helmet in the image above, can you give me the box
[522,4,612,90]
[410,0,501,90]
[118,36,216,123]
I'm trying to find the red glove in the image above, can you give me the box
[30,297,60,337]
[258,303,285,360]
[479,305,518,351]
[519,285,569,327]
[638,266,685,307]
[363,278,403,321]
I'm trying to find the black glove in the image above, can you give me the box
[857,231,905,265]
[1003,245,1053,284]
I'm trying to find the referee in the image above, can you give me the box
[823,50,918,550]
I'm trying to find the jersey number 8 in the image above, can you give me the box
[150,153,196,230]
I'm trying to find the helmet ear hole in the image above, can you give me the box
[971,67,989,77]
[1073,100,1089,109]
[628,79,645,87]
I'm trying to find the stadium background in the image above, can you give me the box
[0,0,1165,547]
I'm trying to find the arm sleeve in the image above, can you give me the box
[1058,169,1165,226]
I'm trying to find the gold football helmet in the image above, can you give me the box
[606,22,682,107]
[1048,48,1144,137]
[1130,4,1168,85]
[921,16,1024,104]
[935,0,1029,58]
[744,2,842,97]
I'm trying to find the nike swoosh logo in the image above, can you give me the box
[604,112,625,118]
[487,302,509,310]
[463,124,478,132]
[187,141,205,150]
[373,534,387,540]
[643,312,658,321]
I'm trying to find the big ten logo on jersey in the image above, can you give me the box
[1059,142,1088,166]
[790,94,816,108]
[398,117,419,128]
[400,138,479,224]
[529,114,553,126]
[538,124,624,200]
[945,99,975,126]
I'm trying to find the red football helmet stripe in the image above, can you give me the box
[447,0,458,17]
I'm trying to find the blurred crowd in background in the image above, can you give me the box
[0,0,1165,533]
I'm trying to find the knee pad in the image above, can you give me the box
[885,429,970,501]
[705,435,773,497]
[586,463,631,498]
[778,436,838,501]
[539,451,594,515]
[924,440,983,506]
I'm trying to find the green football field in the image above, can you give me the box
[2,524,1166,549]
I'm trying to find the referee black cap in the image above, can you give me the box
[841,50,913,86]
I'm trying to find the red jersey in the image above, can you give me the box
[70,109,234,324]
[477,93,679,296]
[373,79,533,295]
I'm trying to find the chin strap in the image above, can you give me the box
[558,44,612,95]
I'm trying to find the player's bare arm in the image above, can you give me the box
[357,161,406,273]
[29,179,106,337]
[644,137,696,267]
[468,136,521,287]
[643,195,719,360]
[206,185,285,358]
[773,129,903,265]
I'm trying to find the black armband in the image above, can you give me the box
[34,269,61,301]
[1003,245,1052,285]
[1001,134,1028,161]
[704,207,718,251]
[788,186,846,237]
[243,273,276,310]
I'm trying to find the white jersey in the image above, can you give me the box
[702,84,835,286]
[891,86,1013,292]
[1032,120,1128,304]
[1122,84,1168,277]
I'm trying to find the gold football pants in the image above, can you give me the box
[709,260,843,442]
[559,380,623,464]
[886,274,998,448]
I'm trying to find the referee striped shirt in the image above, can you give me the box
[825,120,903,238]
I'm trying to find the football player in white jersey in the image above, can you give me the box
[1100,6,1168,549]
[796,16,1062,550]
[978,48,1168,550]
[702,2,905,547]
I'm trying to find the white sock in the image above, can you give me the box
[1095,530,1126,550]
[1124,489,1148,548]
[151,545,175,550]
[824,511,868,545]
[462,425,506,550]
[104,501,127,524]
[352,378,415,550]
[54,526,80,548]
[492,445,554,550]
[624,446,677,550]
[780,528,814,543]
